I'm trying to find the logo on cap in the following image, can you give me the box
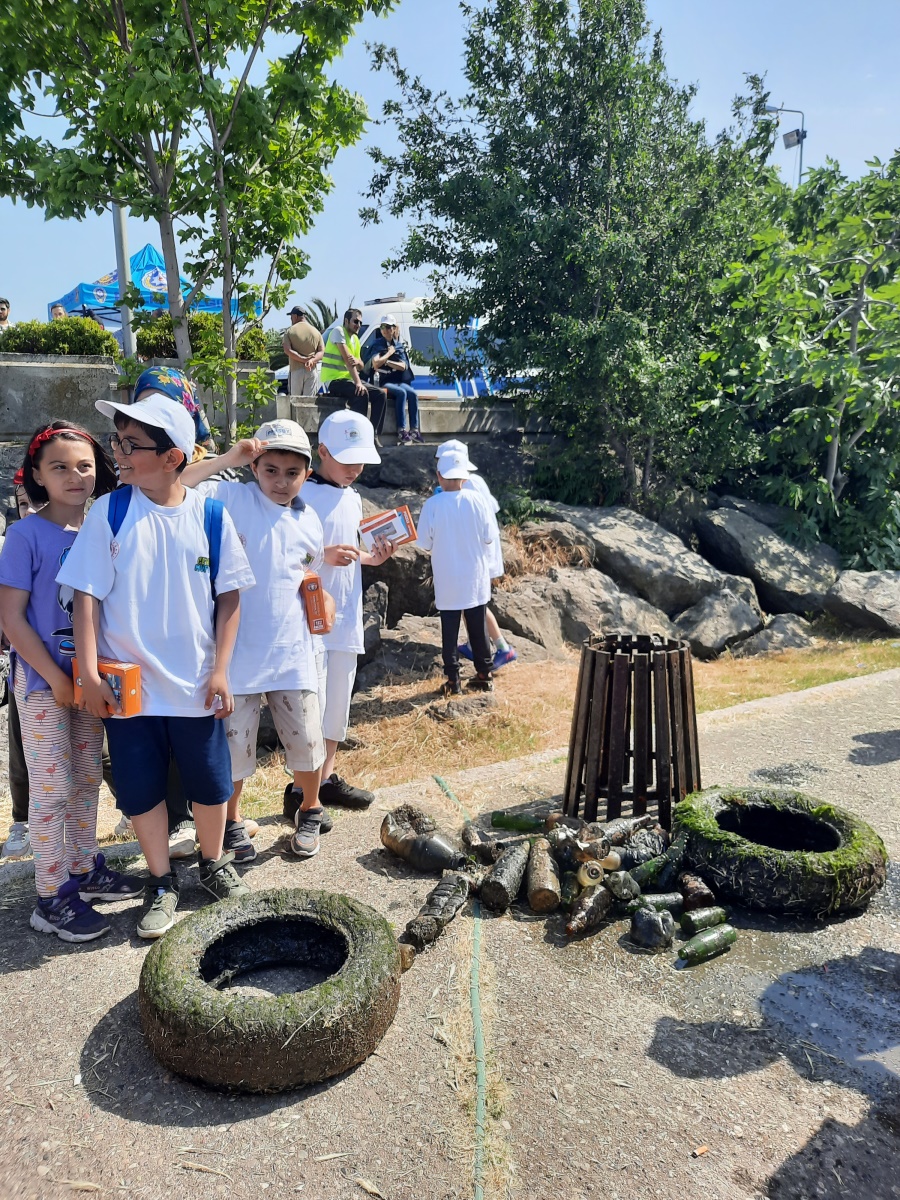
[345,428,360,442]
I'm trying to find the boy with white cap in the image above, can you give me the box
[434,439,517,670]
[418,448,495,694]
[297,410,395,813]
[182,418,330,861]
[58,392,255,939]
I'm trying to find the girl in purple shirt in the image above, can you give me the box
[0,422,142,941]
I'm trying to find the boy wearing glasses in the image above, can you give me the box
[321,308,388,444]
[57,393,256,939]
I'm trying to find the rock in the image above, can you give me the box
[518,520,593,556]
[731,614,815,658]
[717,494,791,529]
[499,527,525,577]
[544,503,729,615]
[825,571,900,635]
[362,542,434,625]
[428,694,497,721]
[695,509,841,615]
[657,488,709,545]
[675,590,763,660]
[357,483,427,522]
[364,581,389,625]
[360,581,388,665]
[721,573,762,618]
[491,566,676,650]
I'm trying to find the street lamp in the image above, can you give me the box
[764,104,807,185]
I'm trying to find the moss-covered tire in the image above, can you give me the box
[673,787,887,916]
[138,888,401,1093]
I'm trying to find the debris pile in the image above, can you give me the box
[379,805,738,970]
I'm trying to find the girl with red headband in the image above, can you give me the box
[0,422,142,941]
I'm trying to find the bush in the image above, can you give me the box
[0,318,121,357]
[135,312,267,361]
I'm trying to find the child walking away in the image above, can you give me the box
[57,393,256,940]
[418,449,495,695]
[0,422,143,941]
[298,411,395,815]
[434,440,517,671]
[182,419,329,861]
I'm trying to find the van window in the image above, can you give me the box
[409,325,443,360]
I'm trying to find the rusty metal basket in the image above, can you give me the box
[563,634,701,830]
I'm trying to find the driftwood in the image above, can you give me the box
[481,841,531,912]
[405,872,470,950]
[526,839,561,913]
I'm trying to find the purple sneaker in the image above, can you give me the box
[410,430,425,444]
[30,879,110,943]
[73,852,144,902]
[492,646,518,670]
[457,643,474,662]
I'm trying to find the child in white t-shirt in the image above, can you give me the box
[417,449,496,695]
[434,439,517,671]
[183,419,330,860]
[299,410,395,813]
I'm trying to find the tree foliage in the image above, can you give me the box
[364,0,776,505]
[135,312,267,361]
[0,318,121,357]
[701,155,900,566]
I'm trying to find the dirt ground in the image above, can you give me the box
[0,668,899,1200]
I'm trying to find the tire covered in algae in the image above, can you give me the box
[138,888,401,1093]
[672,786,887,917]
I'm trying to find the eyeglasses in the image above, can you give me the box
[108,433,161,456]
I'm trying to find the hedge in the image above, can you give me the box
[135,312,268,362]
[0,319,121,357]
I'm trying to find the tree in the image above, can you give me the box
[0,0,393,440]
[363,0,775,504]
[701,155,900,565]
[304,297,340,333]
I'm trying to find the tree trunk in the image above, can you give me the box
[157,208,193,365]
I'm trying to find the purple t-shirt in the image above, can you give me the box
[0,517,78,695]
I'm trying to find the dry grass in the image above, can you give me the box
[496,526,592,589]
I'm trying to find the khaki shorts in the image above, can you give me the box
[226,691,325,781]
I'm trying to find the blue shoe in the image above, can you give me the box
[457,643,474,662]
[224,819,257,864]
[73,852,144,902]
[492,646,518,671]
[30,879,110,943]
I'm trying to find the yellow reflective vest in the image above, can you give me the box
[320,326,361,384]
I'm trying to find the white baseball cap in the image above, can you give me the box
[435,438,478,471]
[96,391,195,462]
[379,314,397,327]
[436,450,470,480]
[254,418,312,460]
[317,409,381,465]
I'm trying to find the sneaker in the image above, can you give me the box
[281,785,334,832]
[492,645,518,671]
[466,673,494,693]
[441,678,462,696]
[397,429,411,445]
[410,430,425,444]
[291,807,324,858]
[199,853,250,902]
[136,874,179,940]
[73,852,144,902]
[168,821,197,860]
[457,643,474,662]
[223,819,257,864]
[318,773,375,810]
[30,879,110,943]
[2,821,31,860]
[114,813,134,838]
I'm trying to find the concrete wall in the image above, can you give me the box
[0,354,124,438]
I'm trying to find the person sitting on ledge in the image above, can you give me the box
[320,308,387,446]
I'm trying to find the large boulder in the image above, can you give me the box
[716,494,792,529]
[357,484,427,522]
[544,503,729,615]
[362,542,434,626]
[675,590,763,660]
[731,614,815,658]
[491,566,676,650]
[825,571,900,635]
[518,520,593,556]
[695,509,841,615]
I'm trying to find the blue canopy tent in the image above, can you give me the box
[48,244,258,324]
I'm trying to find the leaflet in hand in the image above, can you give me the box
[359,505,417,552]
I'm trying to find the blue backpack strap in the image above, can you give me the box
[107,486,132,537]
[203,497,224,599]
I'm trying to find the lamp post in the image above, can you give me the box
[764,104,807,185]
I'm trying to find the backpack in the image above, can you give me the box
[106,485,224,599]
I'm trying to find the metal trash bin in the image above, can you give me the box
[563,634,701,830]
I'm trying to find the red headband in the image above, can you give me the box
[15,428,97,488]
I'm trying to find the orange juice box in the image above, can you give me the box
[301,572,333,635]
[73,656,142,716]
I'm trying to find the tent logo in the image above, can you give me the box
[142,268,168,291]
[93,288,107,303]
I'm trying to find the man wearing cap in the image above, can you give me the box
[283,306,325,398]
[320,308,387,444]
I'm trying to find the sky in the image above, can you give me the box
[1,0,898,327]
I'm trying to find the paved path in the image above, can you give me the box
[1,671,898,1200]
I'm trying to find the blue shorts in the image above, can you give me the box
[103,715,233,818]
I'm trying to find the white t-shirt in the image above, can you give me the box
[195,480,323,693]
[417,489,494,610]
[300,477,364,653]
[464,476,503,577]
[56,486,255,718]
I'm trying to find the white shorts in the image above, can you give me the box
[314,646,358,744]
[226,691,325,781]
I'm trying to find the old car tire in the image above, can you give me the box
[673,786,887,916]
[138,888,401,1093]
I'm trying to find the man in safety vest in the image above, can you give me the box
[320,308,387,444]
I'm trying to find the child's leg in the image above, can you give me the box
[103,716,173,877]
[16,679,71,898]
[268,690,325,813]
[317,652,373,807]
[167,716,234,862]
[485,608,502,645]
[463,605,492,677]
[439,610,463,679]
[224,694,261,822]
[65,705,104,876]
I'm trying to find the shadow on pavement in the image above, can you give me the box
[849,729,900,767]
